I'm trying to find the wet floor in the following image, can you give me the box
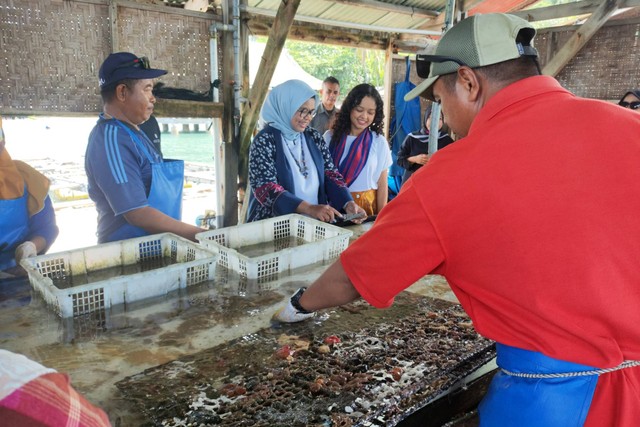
[0,223,461,426]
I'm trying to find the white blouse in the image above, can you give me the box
[323,130,392,192]
[281,133,320,204]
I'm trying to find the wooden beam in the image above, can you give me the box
[331,0,439,19]
[153,99,223,118]
[468,0,539,15]
[383,39,394,142]
[247,16,427,53]
[109,0,119,51]
[512,0,640,22]
[243,5,440,36]
[542,0,623,77]
[420,0,538,33]
[116,0,222,20]
[237,0,302,177]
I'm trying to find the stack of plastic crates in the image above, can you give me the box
[196,214,352,283]
[20,233,218,317]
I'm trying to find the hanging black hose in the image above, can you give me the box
[152,82,217,102]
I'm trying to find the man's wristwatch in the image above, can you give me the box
[290,287,312,314]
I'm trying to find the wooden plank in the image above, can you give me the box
[542,0,623,77]
[0,110,99,118]
[117,0,222,20]
[469,0,538,15]
[153,99,223,118]
[537,15,640,33]
[109,0,120,51]
[243,5,440,36]
[248,17,391,50]
[237,0,302,174]
[383,39,394,142]
[512,0,640,22]
[332,0,439,19]
[421,0,536,33]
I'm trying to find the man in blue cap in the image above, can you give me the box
[85,52,204,243]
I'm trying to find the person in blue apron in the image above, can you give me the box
[0,116,59,275]
[85,52,205,243]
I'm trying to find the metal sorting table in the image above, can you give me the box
[0,223,496,426]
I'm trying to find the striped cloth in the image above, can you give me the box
[0,350,111,426]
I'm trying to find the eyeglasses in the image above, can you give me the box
[416,54,469,78]
[296,108,317,119]
[619,101,640,110]
[113,56,151,73]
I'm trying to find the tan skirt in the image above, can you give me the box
[350,189,377,216]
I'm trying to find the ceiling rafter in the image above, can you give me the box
[511,0,640,22]
[330,0,440,19]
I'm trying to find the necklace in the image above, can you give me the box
[284,135,309,178]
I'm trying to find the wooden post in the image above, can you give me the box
[383,38,394,141]
[238,0,251,223]
[222,0,239,226]
[237,0,302,182]
[109,0,119,51]
[542,0,621,77]
[241,0,251,105]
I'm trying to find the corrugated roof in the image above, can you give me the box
[248,0,447,34]
[243,0,559,37]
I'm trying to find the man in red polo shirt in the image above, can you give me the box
[274,13,640,426]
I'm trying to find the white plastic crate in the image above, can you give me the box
[20,233,218,318]
[196,214,352,282]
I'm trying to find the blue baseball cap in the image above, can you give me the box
[98,52,167,88]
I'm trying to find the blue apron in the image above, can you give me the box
[105,121,185,242]
[479,343,598,426]
[0,188,29,270]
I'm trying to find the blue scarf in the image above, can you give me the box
[261,80,319,141]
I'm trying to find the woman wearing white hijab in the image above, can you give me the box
[247,80,365,223]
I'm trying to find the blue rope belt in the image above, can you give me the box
[501,360,640,379]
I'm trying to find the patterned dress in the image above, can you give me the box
[247,125,352,222]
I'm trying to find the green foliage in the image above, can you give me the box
[285,40,385,97]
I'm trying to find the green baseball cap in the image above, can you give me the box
[405,13,538,102]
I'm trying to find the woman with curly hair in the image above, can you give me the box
[324,84,392,216]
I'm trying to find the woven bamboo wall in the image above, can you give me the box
[118,7,213,92]
[0,0,110,114]
[0,0,217,115]
[536,20,640,101]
